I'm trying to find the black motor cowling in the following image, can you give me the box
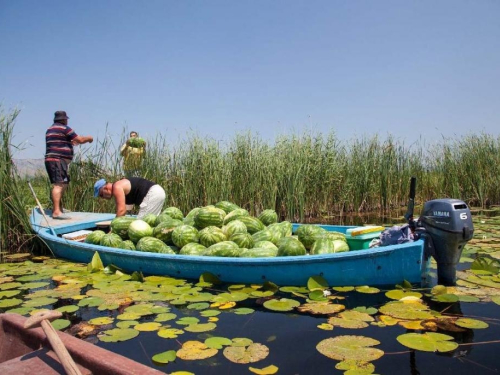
[418,199,474,286]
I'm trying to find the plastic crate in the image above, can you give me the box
[346,226,383,250]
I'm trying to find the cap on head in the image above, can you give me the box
[54,111,69,121]
[94,179,106,197]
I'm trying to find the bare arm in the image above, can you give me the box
[112,181,128,217]
[73,135,93,145]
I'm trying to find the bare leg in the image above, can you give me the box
[51,183,67,217]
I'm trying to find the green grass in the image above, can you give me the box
[2,106,500,256]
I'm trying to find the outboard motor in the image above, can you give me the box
[417,199,474,286]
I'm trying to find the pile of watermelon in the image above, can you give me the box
[85,201,350,257]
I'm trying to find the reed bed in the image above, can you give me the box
[3,105,500,255]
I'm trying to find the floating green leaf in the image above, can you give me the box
[307,275,329,291]
[297,302,345,315]
[263,298,300,312]
[199,272,221,285]
[233,307,255,315]
[184,322,217,333]
[385,290,423,300]
[223,343,269,364]
[455,318,489,329]
[87,252,104,273]
[316,335,384,361]
[89,316,114,325]
[397,332,458,352]
[204,336,233,349]
[177,341,218,360]
[52,319,71,330]
[152,350,177,364]
[158,328,184,339]
[98,328,139,342]
[0,298,23,308]
[249,365,279,374]
[135,322,162,331]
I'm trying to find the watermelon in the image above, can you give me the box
[296,224,327,249]
[229,233,254,248]
[128,220,153,243]
[183,207,201,226]
[85,230,106,245]
[162,207,184,220]
[119,240,136,250]
[142,213,157,227]
[258,209,278,226]
[222,219,247,237]
[214,201,240,214]
[153,219,183,243]
[238,216,266,234]
[110,216,136,240]
[315,231,347,243]
[199,226,227,247]
[155,213,173,226]
[172,225,199,248]
[223,208,249,225]
[179,242,206,256]
[239,247,278,258]
[136,236,175,254]
[202,241,240,257]
[254,240,278,250]
[194,206,226,229]
[127,137,146,148]
[277,237,307,256]
[333,239,349,253]
[100,233,123,248]
[310,238,335,255]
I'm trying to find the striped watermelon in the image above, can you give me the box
[222,219,247,237]
[258,209,278,226]
[119,240,136,251]
[136,236,175,254]
[239,247,278,258]
[199,226,227,247]
[229,233,254,248]
[128,220,153,243]
[110,216,136,240]
[214,201,240,214]
[223,208,249,225]
[277,237,306,256]
[153,219,183,243]
[85,230,106,245]
[172,225,199,248]
[202,241,240,257]
[194,206,226,229]
[162,207,184,221]
[100,233,123,248]
[179,242,206,256]
[238,216,265,234]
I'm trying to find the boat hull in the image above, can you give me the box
[30,209,429,286]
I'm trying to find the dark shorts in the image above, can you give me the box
[45,159,70,184]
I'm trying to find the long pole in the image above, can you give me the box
[28,181,57,236]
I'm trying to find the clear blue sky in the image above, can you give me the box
[1,0,499,159]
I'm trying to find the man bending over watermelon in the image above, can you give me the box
[94,177,165,219]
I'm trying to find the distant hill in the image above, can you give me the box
[13,159,45,177]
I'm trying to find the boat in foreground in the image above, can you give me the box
[0,313,163,375]
[30,208,431,287]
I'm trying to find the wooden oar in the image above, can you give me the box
[28,181,57,236]
[24,310,83,375]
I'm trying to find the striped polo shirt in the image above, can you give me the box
[45,122,78,160]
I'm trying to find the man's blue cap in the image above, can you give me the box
[94,179,106,197]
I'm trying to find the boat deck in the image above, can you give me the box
[32,208,116,233]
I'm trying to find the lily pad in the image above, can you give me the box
[307,275,329,291]
[263,298,300,312]
[88,316,114,325]
[297,302,345,315]
[455,318,489,329]
[249,365,279,374]
[152,350,177,364]
[204,336,233,349]
[98,328,139,342]
[385,290,423,300]
[233,307,255,315]
[134,322,162,331]
[184,322,217,333]
[335,359,375,374]
[397,332,458,352]
[316,335,384,361]
[177,340,218,360]
[223,343,269,364]
[158,328,185,339]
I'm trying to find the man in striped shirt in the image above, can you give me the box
[45,111,93,219]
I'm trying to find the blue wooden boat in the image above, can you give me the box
[30,209,431,287]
